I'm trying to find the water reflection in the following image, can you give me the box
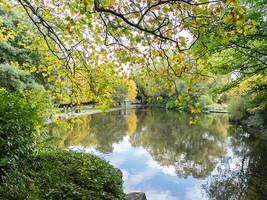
[131,110,229,179]
[46,115,93,149]
[46,109,267,199]
[47,111,128,153]
[202,126,267,200]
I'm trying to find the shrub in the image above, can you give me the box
[154,98,167,108]
[218,92,231,104]
[227,95,248,120]
[0,89,42,173]
[248,109,267,128]
[197,95,213,110]
[0,149,128,200]
[166,98,177,109]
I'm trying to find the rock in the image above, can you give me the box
[127,192,147,200]
[115,168,147,200]
[115,168,123,178]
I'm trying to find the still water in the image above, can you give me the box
[47,109,267,200]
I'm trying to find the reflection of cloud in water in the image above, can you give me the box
[211,144,249,177]
[145,190,179,200]
[147,158,176,177]
[185,185,208,200]
[123,167,158,190]
[113,136,132,153]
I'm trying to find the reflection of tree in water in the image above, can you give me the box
[89,111,128,153]
[126,110,137,136]
[46,112,128,153]
[202,126,267,200]
[131,110,229,179]
[46,116,94,149]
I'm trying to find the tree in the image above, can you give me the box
[0,2,128,109]
[227,95,248,120]
[0,0,253,107]
[112,84,128,106]
[126,79,137,101]
[3,0,266,118]
[0,63,44,92]
[0,6,41,66]
[0,5,52,89]
[201,0,267,123]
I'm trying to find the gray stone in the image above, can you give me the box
[115,168,147,200]
[127,192,147,200]
[115,168,123,178]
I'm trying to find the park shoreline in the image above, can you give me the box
[45,105,228,124]
[45,106,133,124]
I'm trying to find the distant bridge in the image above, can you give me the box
[206,110,227,113]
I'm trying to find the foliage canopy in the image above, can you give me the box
[1,0,266,118]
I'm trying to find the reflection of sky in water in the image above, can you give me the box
[69,136,209,200]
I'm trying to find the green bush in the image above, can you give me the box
[248,109,267,128]
[218,92,231,104]
[227,95,248,120]
[153,98,167,108]
[166,98,177,109]
[197,95,213,110]
[0,149,128,200]
[0,89,42,171]
[155,97,180,109]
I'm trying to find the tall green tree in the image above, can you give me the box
[202,0,267,123]
[0,5,53,89]
[112,84,128,105]
[0,63,44,92]
[0,6,40,66]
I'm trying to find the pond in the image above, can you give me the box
[47,109,267,200]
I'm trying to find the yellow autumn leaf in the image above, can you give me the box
[223,16,230,23]
[47,65,53,71]
[42,73,47,77]
[30,66,36,72]
[239,8,245,14]
[48,76,55,82]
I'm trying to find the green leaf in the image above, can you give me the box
[163,7,170,13]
